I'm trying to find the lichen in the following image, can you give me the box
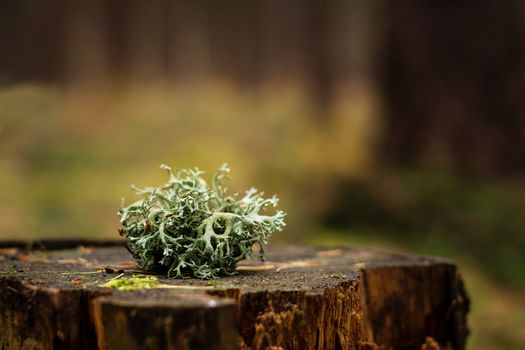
[100,274,159,291]
[119,163,286,279]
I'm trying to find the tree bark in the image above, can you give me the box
[0,241,469,350]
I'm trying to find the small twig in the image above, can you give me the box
[60,271,103,275]
[6,286,21,295]
[108,273,125,281]
[122,269,156,275]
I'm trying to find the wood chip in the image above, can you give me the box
[118,260,137,266]
[156,284,214,290]
[237,260,322,272]
[57,257,89,266]
[316,249,343,258]
[58,259,79,265]
[352,262,366,269]
[77,246,94,255]
[275,260,321,272]
[14,254,31,261]
[98,264,139,271]
[0,248,18,256]
[15,254,50,264]
[236,264,276,271]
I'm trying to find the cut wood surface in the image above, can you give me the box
[0,241,469,350]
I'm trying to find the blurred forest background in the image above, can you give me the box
[1,1,524,348]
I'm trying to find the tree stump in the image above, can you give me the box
[0,240,469,350]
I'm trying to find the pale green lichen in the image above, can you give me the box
[119,163,286,279]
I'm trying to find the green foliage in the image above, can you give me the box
[119,164,286,279]
[100,274,159,291]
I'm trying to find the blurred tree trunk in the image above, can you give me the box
[166,1,211,82]
[0,1,66,84]
[64,1,109,86]
[305,0,335,118]
[381,0,525,176]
